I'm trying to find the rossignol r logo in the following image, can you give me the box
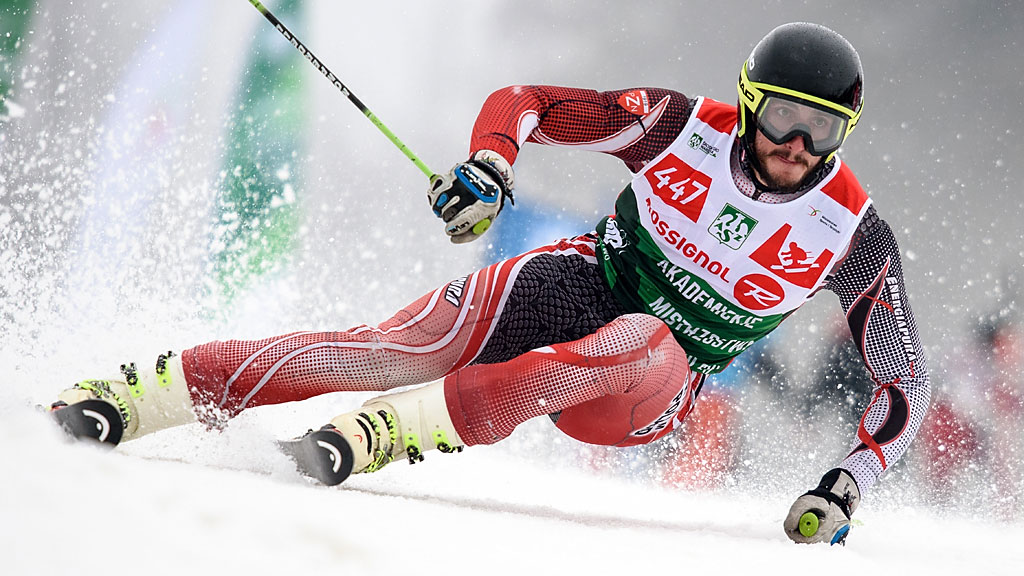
[734,273,785,311]
[708,204,757,249]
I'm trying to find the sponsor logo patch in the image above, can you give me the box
[617,89,651,115]
[749,224,833,288]
[808,205,842,234]
[444,276,468,307]
[688,133,720,157]
[733,273,785,311]
[602,217,626,250]
[708,203,757,250]
[633,383,690,437]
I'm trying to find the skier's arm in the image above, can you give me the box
[469,85,694,172]
[824,207,932,494]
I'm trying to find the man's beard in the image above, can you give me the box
[754,148,816,193]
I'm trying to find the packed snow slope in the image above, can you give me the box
[2,395,1021,576]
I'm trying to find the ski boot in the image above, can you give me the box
[282,380,464,486]
[50,351,197,446]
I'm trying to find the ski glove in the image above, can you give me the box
[428,149,514,244]
[783,468,860,545]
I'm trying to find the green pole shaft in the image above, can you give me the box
[247,0,439,182]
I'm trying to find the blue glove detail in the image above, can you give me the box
[453,164,501,205]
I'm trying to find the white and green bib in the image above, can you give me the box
[596,97,871,374]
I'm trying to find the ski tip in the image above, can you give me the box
[279,427,355,487]
[51,399,125,447]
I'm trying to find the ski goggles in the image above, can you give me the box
[739,65,861,157]
[755,95,849,156]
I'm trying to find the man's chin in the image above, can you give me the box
[760,156,811,191]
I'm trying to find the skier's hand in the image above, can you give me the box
[783,468,860,545]
[428,150,514,244]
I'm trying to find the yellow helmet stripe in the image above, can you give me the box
[738,63,862,143]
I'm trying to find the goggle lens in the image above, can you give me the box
[755,96,849,156]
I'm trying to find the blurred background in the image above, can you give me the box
[1,1,1021,517]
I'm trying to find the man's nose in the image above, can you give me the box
[783,133,807,152]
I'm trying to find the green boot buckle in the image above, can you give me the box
[74,379,132,428]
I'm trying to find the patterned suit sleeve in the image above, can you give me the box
[824,207,932,494]
[469,85,693,172]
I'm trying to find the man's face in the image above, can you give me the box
[751,128,821,192]
[750,97,838,191]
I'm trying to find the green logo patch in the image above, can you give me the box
[708,203,757,249]
[688,133,719,157]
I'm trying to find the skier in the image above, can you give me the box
[51,22,930,545]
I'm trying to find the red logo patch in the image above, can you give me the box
[734,274,785,311]
[618,90,650,115]
[644,154,711,223]
[749,224,833,288]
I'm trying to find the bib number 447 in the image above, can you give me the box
[645,154,711,223]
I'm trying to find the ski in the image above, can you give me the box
[51,399,125,446]
[277,425,356,486]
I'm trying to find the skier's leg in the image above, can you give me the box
[447,313,701,448]
[321,313,700,479]
[53,269,502,442]
[53,236,604,443]
[301,235,648,475]
[182,278,484,419]
[182,236,603,420]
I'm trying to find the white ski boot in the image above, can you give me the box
[52,352,197,444]
[316,380,464,480]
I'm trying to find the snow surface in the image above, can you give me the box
[2,396,1022,576]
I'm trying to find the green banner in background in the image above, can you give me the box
[0,0,33,105]
[214,0,306,304]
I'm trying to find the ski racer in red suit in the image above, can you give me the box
[51,22,929,545]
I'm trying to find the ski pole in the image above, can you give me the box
[246,0,439,183]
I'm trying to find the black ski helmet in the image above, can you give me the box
[737,22,864,162]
